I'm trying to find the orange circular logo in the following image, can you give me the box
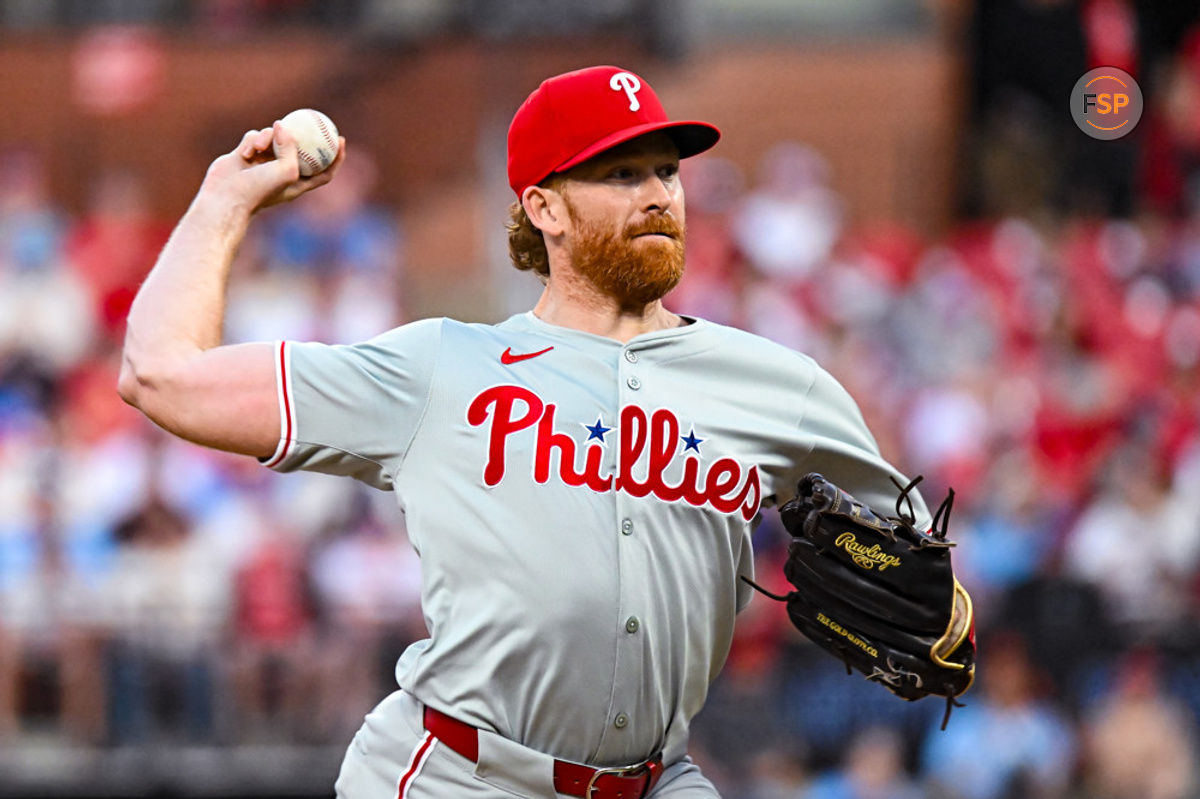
[1070,67,1143,140]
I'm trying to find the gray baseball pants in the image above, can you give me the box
[334,690,721,798]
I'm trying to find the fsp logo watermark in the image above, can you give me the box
[1070,66,1143,140]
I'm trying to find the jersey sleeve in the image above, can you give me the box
[260,318,443,490]
[790,363,931,527]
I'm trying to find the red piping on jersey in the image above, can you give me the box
[395,731,435,798]
[265,341,293,468]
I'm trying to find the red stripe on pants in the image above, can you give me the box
[396,732,435,799]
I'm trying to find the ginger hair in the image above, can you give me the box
[506,200,550,281]
[506,175,566,282]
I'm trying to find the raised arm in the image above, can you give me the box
[118,122,345,457]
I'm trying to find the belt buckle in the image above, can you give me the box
[585,762,650,799]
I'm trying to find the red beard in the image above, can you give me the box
[565,201,686,309]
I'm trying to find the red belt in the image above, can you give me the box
[423,706,664,799]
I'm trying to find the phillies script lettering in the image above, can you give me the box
[467,385,761,521]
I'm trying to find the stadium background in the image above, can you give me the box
[2,1,1200,797]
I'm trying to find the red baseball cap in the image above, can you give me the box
[507,65,721,198]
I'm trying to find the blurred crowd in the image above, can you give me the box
[676,139,1200,797]
[5,31,1200,799]
[0,147,415,757]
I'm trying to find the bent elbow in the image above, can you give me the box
[118,350,172,411]
[117,357,145,408]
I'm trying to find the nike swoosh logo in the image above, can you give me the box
[501,345,554,365]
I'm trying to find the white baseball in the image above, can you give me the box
[274,108,339,177]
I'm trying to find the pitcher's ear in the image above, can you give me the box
[523,183,568,238]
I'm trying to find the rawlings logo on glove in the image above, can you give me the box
[745,473,976,728]
[834,533,903,571]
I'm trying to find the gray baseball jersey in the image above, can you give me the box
[262,311,927,768]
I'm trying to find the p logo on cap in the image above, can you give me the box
[506,65,721,198]
[610,71,642,111]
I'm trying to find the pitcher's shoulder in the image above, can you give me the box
[695,318,820,373]
[367,316,528,348]
[360,317,447,352]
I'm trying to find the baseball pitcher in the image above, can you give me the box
[120,65,969,799]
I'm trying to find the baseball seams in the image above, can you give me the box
[305,111,338,174]
[276,109,339,176]
[298,150,324,175]
[313,112,337,152]
[395,732,437,799]
[264,341,295,468]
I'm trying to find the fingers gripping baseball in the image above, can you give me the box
[204,123,345,214]
[259,121,344,205]
[237,127,277,163]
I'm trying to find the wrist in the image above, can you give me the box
[188,185,255,237]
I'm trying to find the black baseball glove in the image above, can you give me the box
[745,473,975,728]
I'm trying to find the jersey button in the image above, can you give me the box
[620,519,633,535]
[627,376,642,390]
[624,349,639,364]
[614,713,628,729]
[625,616,640,634]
